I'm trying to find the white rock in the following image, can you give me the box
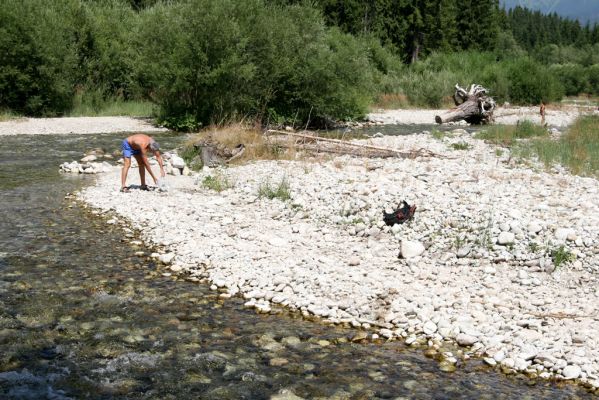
[81,154,97,162]
[527,221,543,234]
[400,240,425,259]
[348,256,361,266]
[562,365,582,380]
[456,333,478,346]
[171,155,186,169]
[159,253,175,265]
[269,237,287,247]
[423,321,437,335]
[554,228,574,241]
[497,232,515,245]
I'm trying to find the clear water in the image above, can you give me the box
[0,132,593,399]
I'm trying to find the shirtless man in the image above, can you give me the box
[121,133,165,192]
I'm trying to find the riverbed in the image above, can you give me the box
[1,131,595,398]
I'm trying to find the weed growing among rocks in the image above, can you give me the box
[258,177,291,201]
[202,173,232,192]
[550,245,575,269]
[451,142,472,151]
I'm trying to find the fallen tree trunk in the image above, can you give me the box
[435,84,496,125]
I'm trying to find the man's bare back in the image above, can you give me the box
[127,133,154,153]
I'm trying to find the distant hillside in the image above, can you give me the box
[501,0,599,24]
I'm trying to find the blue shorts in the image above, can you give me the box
[122,139,141,158]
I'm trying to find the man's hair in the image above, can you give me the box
[150,141,160,151]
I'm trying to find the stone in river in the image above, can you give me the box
[81,154,97,162]
[270,389,305,400]
[159,253,175,265]
[269,357,289,367]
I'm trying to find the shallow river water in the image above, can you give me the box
[0,132,594,399]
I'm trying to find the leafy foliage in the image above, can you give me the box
[1,0,599,119]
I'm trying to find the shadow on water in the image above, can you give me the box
[0,132,593,399]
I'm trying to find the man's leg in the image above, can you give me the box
[134,154,146,187]
[121,157,131,190]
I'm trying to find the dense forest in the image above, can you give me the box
[1,0,598,129]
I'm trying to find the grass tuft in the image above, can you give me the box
[258,177,291,201]
[451,142,471,151]
[201,173,232,192]
[0,109,20,121]
[550,245,575,269]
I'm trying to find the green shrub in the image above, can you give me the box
[134,0,379,128]
[587,64,599,95]
[505,58,564,104]
[0,0,82,115]
[549,64,589,96]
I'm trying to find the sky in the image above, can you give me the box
[500,0,599,23]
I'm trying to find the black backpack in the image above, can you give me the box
[383,201,416,226]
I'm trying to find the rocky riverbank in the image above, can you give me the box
[78,130,599,391]
[0,116,167,136]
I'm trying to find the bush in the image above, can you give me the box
[549,64,589,96]
[586,64,599,96]
[134,0,379,128]
[505,58,564,104]
[0,0,82,115]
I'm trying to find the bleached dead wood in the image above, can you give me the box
[266,130,444,159]
[436,84,496,125]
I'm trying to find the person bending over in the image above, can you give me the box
[121,133,165,192]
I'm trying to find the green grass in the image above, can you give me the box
[0,109,20,121]
[526,115,599,177]
[258,177,291,201]
[69,91,155,117]
[201,173,232,192]
[550,245,575,269]
[431,129,446,140]
[450,142,472,151]
[477,116,599,177]
[476,121,548,146]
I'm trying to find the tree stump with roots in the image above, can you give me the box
[435,84,496,125]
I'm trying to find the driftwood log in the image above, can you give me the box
[435,84,496,125]
[266,130,445,159]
